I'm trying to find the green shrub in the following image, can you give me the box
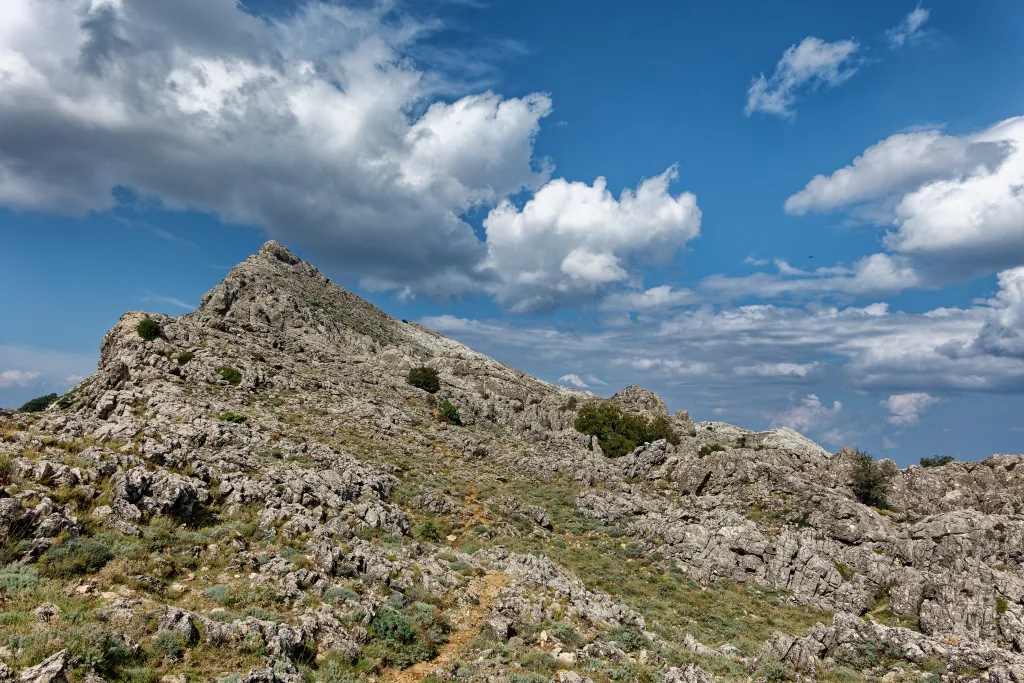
[153,630,186,661]
[18,393,58,413]
[0,456,11,485]
[416,520,443,542]
[323,587,358,602]
[698,443,726,456]
[0,562,40,594]
[137,317,162,341]
[437,399,462,426]
[548,622,583,647]
[175,351,195,365]
[37,537,114,578]
[217,366,242,386]
[850,449,894,508]
[203,584,231,604]
[997,597,1010,614]
[218,411,248,423]
[561,396,579,411]
[920,455,955,468]
[573,402,680,458]
[606,626,650,652]
[755,660,789,682]
[407,366,441,393]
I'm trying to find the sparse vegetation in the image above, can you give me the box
[437,399,462,426]
[137,317,162,341]
[0,563,40,594]
[850,448,894,509]
[217,366,242,386]
[920,455,955,468]
[407,366,441,393]
[997,597,1010,614]
[18,393,59,413]
[219,411,248,423]
[699,443,726,456]
[175,351,196,365]
[0,455,11,485]
[37,537,114,578]
[574,402,680,458]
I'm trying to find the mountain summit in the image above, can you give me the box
[2,242,1024,682]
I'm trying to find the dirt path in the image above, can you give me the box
[383,571,509,683]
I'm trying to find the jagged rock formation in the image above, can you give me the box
[1,241,1023,682]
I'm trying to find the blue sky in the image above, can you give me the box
[2,0,1024,465]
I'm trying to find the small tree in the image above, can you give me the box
[573,402,680,458]
[137,317,162,341]
[920,455,954,468]
[407,366,441,393]
[18,393,59,413]
[850,449,894,508]
[437,399,462,426]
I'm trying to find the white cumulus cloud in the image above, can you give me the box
[481,167,701,312]
[773,394,843,435]
[0,0,704,313]
[745,37,860,119]
[880,392,939,426]
[786,116,1024,283]
[0,370,41,388]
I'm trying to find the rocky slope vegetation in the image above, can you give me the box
[2,241,1023,683]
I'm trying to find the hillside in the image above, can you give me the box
[2,241,1023,683]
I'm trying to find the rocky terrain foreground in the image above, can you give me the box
[2,241,1024,683]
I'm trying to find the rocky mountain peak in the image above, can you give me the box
[3,241,1024,682]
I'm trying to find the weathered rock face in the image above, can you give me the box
[3,240,1023,682]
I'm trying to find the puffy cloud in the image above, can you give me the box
[772,394,843,436]
[481,167,701,312]
[64,374,86,385]
[745,37,860,119]
[0,370,41,388]
[558,373,589,388]
[880,392,939,426]
[786,116,1024,280]
[785,130,1010,215]
[0,0,705,312]
[886,5,930,49]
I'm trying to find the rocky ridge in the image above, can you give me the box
[0,241,1022,682]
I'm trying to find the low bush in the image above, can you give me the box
[217,366,242,386]
[548,622,583,647]
[0,455,11,485]
[175,351,195,365]
[203,584,231,604]
[437,399,462,426]
[137,317,162,341]
[698,443,726,457]
[920,455,954,468]
[18,393,58,413]
[153,630,186,661]
[0,562,40,594]
[219,411,248,423]
[407,366,441,394]
[850,449,894,508]
[605,626,650,653]
[574,402,680,458]
[997,597,1010,614]
[38,537,114,578]
[323,586,358,602]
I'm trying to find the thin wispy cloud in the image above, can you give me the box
[745,37,860,119]
[886,5,930,49]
